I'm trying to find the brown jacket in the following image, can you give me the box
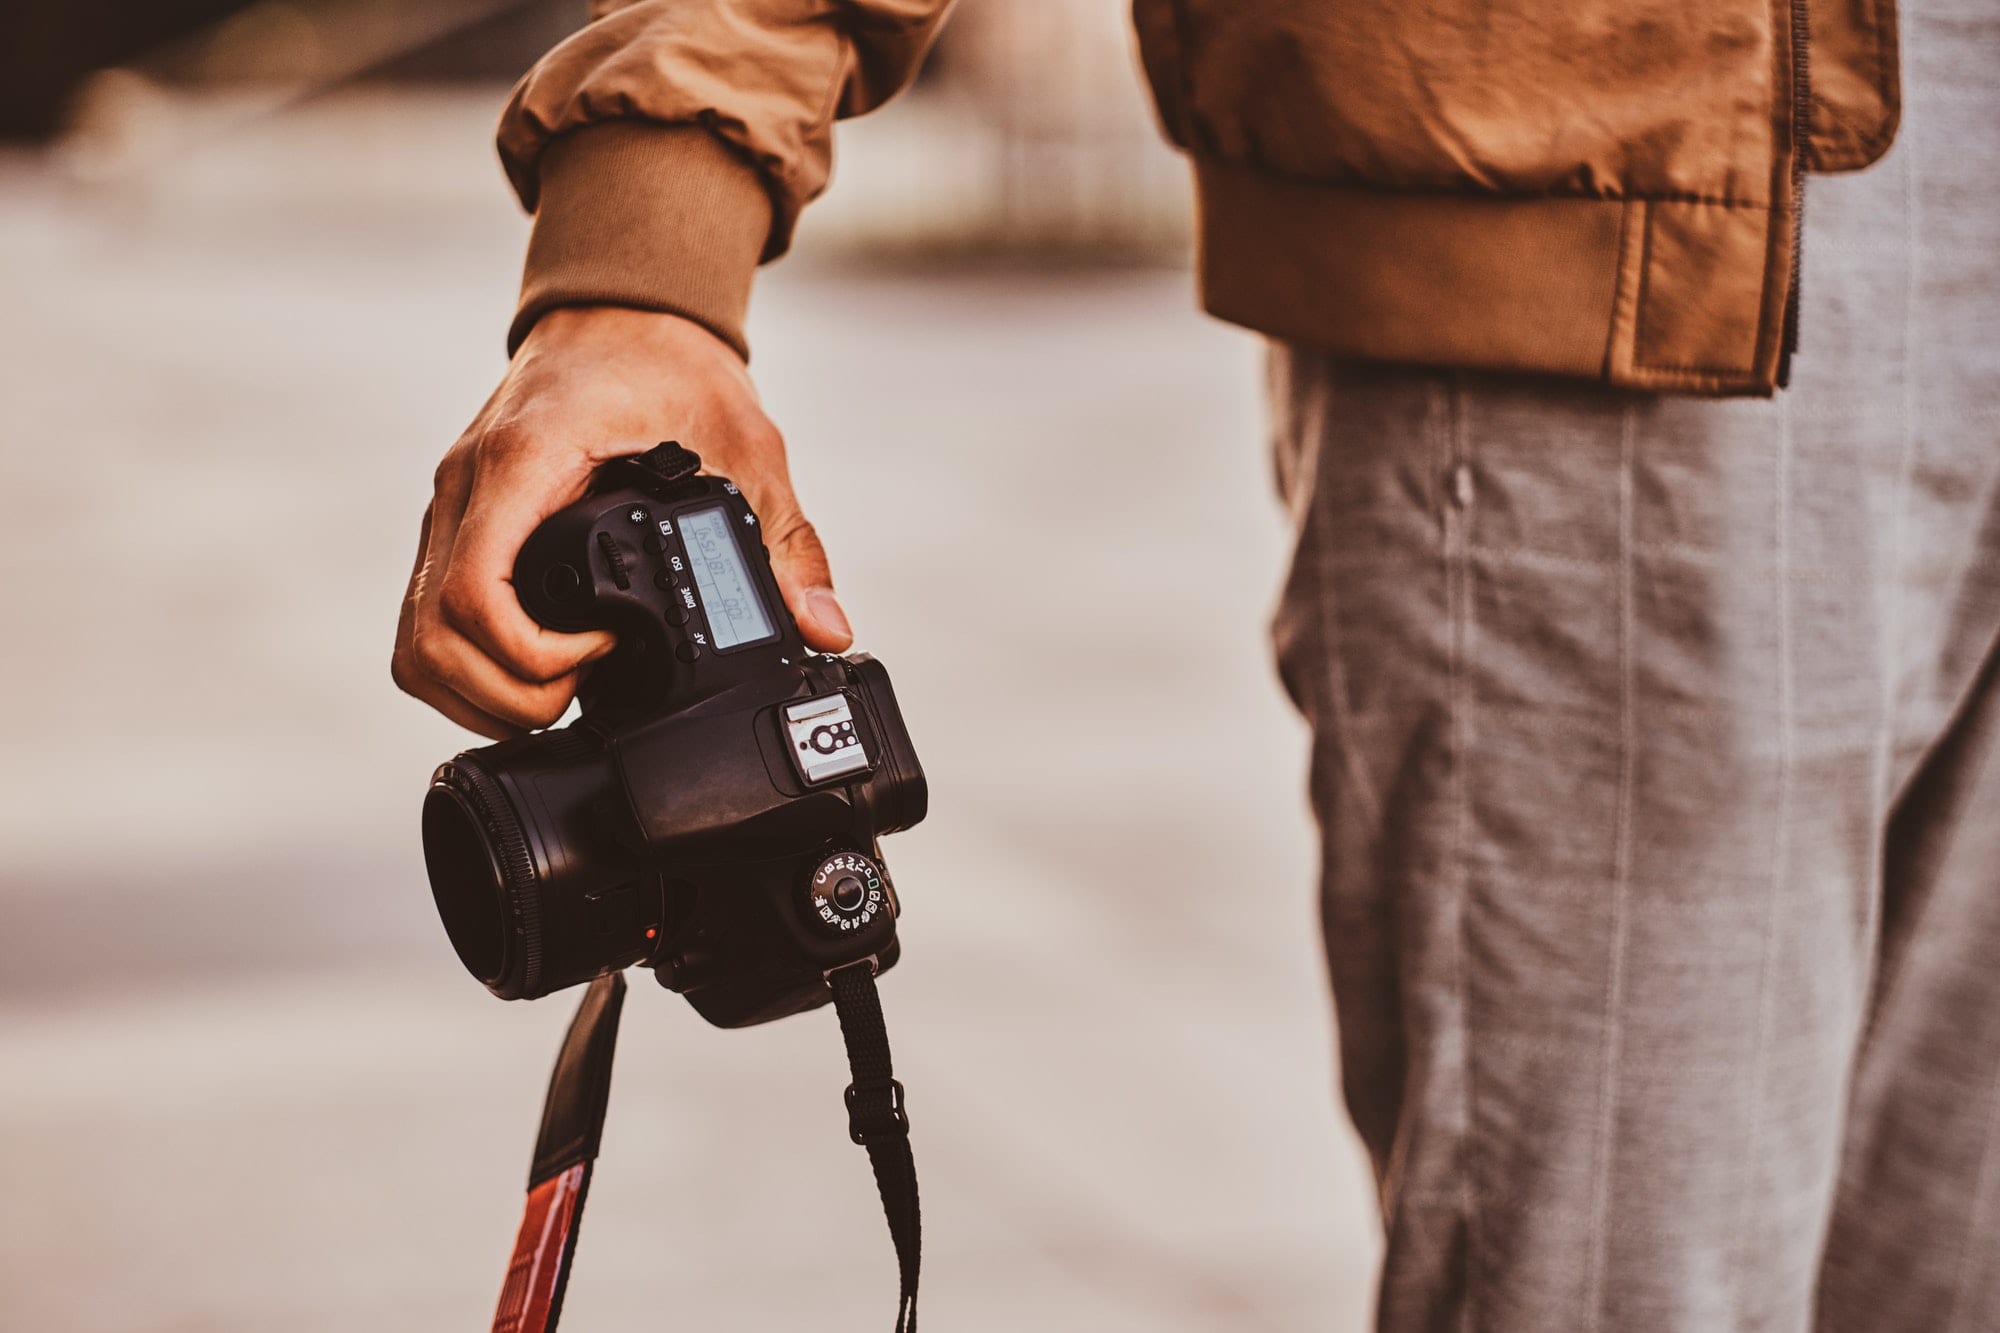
[503,0,1899,396]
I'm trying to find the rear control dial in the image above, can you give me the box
[803,850,893,938]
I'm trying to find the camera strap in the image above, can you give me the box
[828,961,922,1333]
[491,972,626,1333]
[488,963,921,1333]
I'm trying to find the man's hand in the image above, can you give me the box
[392,306,852,739]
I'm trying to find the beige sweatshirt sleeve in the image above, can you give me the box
[499,0,955,357]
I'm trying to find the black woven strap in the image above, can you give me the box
[829,962,922,1333]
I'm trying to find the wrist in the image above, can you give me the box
[525,305,737,357]
[516,307,750,391]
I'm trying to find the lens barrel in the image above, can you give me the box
[422,760,541,996]
[422,727,659,1000]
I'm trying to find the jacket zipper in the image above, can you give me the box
[1777,0,1812,387]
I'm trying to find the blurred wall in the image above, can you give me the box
[50,0,1190,262]
[0,1,253,139]
[0,0,585,140]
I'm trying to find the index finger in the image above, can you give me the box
[437,443,616,682]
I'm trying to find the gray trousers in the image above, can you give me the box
[1269,0,2000,1327]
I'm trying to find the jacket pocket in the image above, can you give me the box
[1803,0,1900,171]
[1162,0,1782,207]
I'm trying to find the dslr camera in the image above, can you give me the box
[419,442,927,1026]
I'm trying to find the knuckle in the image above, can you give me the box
[437,575,565,680]
[493,681,569,731]
[431,445,471,494]
[521,693,571,730]
[409,627,453,679]
[513,641,569,683]
[770,510,821,555]
[389,648,418,695]
[436,575,490,636]
[476,420,533,463]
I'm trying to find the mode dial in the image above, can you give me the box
[802,850,894,938]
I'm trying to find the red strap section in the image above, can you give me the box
[491,1163,590,1333]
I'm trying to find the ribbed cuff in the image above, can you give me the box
[510,123,774,360]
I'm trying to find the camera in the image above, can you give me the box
[419,442,927,1027]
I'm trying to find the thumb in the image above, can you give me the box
[765,508,853,652]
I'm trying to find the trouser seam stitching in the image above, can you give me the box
[1730,384,1795,1320]
[1441,372,1482,1332]
[1581,402,1639,1330]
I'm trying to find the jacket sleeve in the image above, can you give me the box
[499,0,954,358]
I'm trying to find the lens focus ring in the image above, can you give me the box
[424,758,543,998]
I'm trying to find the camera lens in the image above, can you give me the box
[423,758,545,997]
[421,782,512,986]
[422,729,661,1001]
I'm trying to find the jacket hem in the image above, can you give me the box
[1193,160,1791,397]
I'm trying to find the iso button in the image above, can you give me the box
[803,851,893,938]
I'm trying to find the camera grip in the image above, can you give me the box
[510,444,807,712]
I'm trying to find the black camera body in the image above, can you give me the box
[421,443,927,1027]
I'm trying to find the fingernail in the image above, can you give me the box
[806,587,851,641]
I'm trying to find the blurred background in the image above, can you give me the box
[0,2,1378,1328]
